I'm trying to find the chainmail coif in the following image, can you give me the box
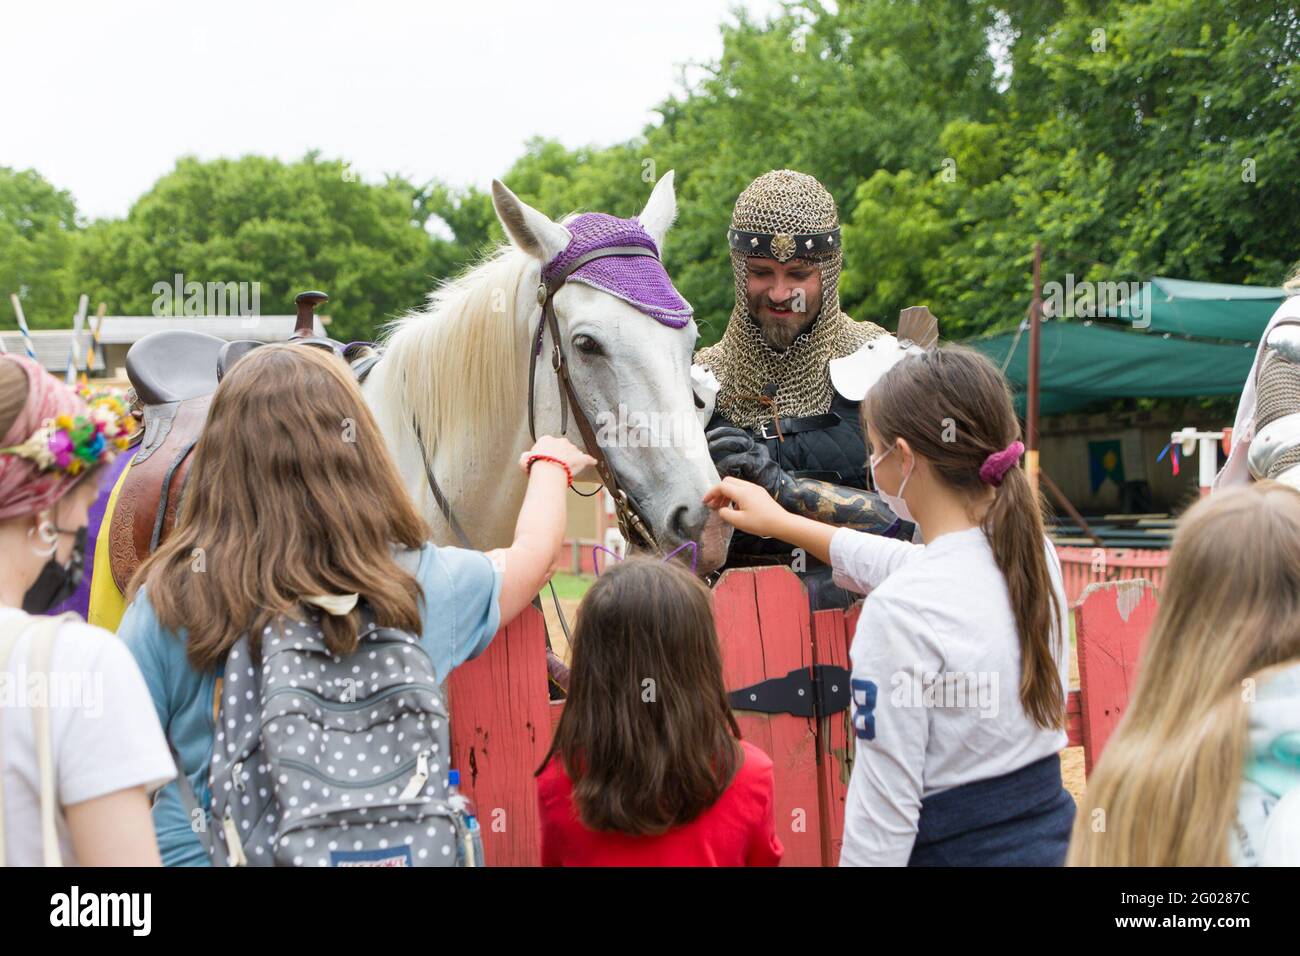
[695,169,885,428]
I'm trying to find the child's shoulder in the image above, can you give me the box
[414,542,499,589]
[0,607,115,655]
[536,755,575,808]
[733,741,775,793]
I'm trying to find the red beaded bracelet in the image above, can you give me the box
[525,454,573,487]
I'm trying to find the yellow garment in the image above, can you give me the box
[87,460,131,631]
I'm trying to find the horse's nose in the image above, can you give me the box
[669,505,692,544]
[669,503,709,544]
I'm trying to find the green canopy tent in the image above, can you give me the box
[967,277,1289,416]
[1106,276,1287,342]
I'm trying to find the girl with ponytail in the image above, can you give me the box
[705,344,1074,865]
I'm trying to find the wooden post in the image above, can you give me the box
[1075,579,1159,774]
[1027,242,1043,494]
[67,294,88,384]
[1039,469,1103,547]
[86,302,107,373]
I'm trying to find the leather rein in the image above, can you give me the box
[526,244,660,552]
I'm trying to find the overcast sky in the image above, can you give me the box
[5,0,777,221]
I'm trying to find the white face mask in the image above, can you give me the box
[869,442,914,524]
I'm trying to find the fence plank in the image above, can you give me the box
[1055,546,1169,606]
[812,601,860,866]
[1074,579,1159,774]
[1066,690,1083,747]
[447,604,551,867]
[714,566,823,866]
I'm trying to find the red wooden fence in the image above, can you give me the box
[1055,546,1168,607]
[1073,579,1160,773]
[447,567,1160,866]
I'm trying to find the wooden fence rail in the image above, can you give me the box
[447,568,1159,866]
[1055,546,1169,607]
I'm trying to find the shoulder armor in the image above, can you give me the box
[1265,321,1300,363]
[829,333,921,402]
[690,363,720,428]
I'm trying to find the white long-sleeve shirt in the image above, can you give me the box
[829,526,1070,866]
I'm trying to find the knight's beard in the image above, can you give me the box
[748,296,820,351]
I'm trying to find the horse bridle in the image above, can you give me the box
[527,244,662,552]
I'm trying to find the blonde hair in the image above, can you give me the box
[372,244,531,473]
[1068,482,1300,865]
[1284,264,1300,295]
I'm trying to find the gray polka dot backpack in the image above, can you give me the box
[174,550,470,867]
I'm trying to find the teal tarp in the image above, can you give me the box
[968,321,1259,416]
[966,277,1288,416]
[1100,276,1285,342]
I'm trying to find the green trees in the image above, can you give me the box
[0,168,81,326]
[3,2,1297,344]
[72,154,440,343]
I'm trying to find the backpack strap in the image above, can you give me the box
[166,674,223,864]
[0,617,26,868]
[0,612,75,867]
[27,615,72,868]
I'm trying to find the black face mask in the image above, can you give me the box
[23,526,87,614]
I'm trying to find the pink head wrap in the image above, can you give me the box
[979,440,1025,487]
[0,355,94,520]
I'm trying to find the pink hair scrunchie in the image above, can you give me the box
[980,440,1025,487]
[0,355,92,520]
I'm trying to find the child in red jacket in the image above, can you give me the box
[536,557,783,867]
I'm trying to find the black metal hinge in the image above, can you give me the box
[728,665,851,718]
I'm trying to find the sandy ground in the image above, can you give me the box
[541,593,1089,803]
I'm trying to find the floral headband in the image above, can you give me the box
[0,382,136,477]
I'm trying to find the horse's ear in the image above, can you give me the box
[491,180,570,262]
[637,169,677,252]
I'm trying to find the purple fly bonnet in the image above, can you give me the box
[541,213,693,328]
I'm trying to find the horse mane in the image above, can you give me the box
[372,243,534,471]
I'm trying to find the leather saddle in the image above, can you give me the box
[108,330,229,592]
[107,292,336,593]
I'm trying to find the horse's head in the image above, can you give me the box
[491,173,732,572]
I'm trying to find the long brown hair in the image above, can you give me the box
[130,344,429,670]
[865,345,1064,730]
[1069,482,1300,865]
[539,556,743,835]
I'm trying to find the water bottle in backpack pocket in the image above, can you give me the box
[447,768,484,867]
[202,599,465,867]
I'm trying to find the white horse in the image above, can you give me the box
[362,172,732,572]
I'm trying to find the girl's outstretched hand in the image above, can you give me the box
[703,476,791,538]
[519,435,598,480]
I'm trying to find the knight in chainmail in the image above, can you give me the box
[694,169,912,609]
[1214,269,1300,490]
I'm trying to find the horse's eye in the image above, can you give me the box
[573,334,601,355]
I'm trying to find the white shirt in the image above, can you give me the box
[829,526,1070,866]
[0,608,174,866]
